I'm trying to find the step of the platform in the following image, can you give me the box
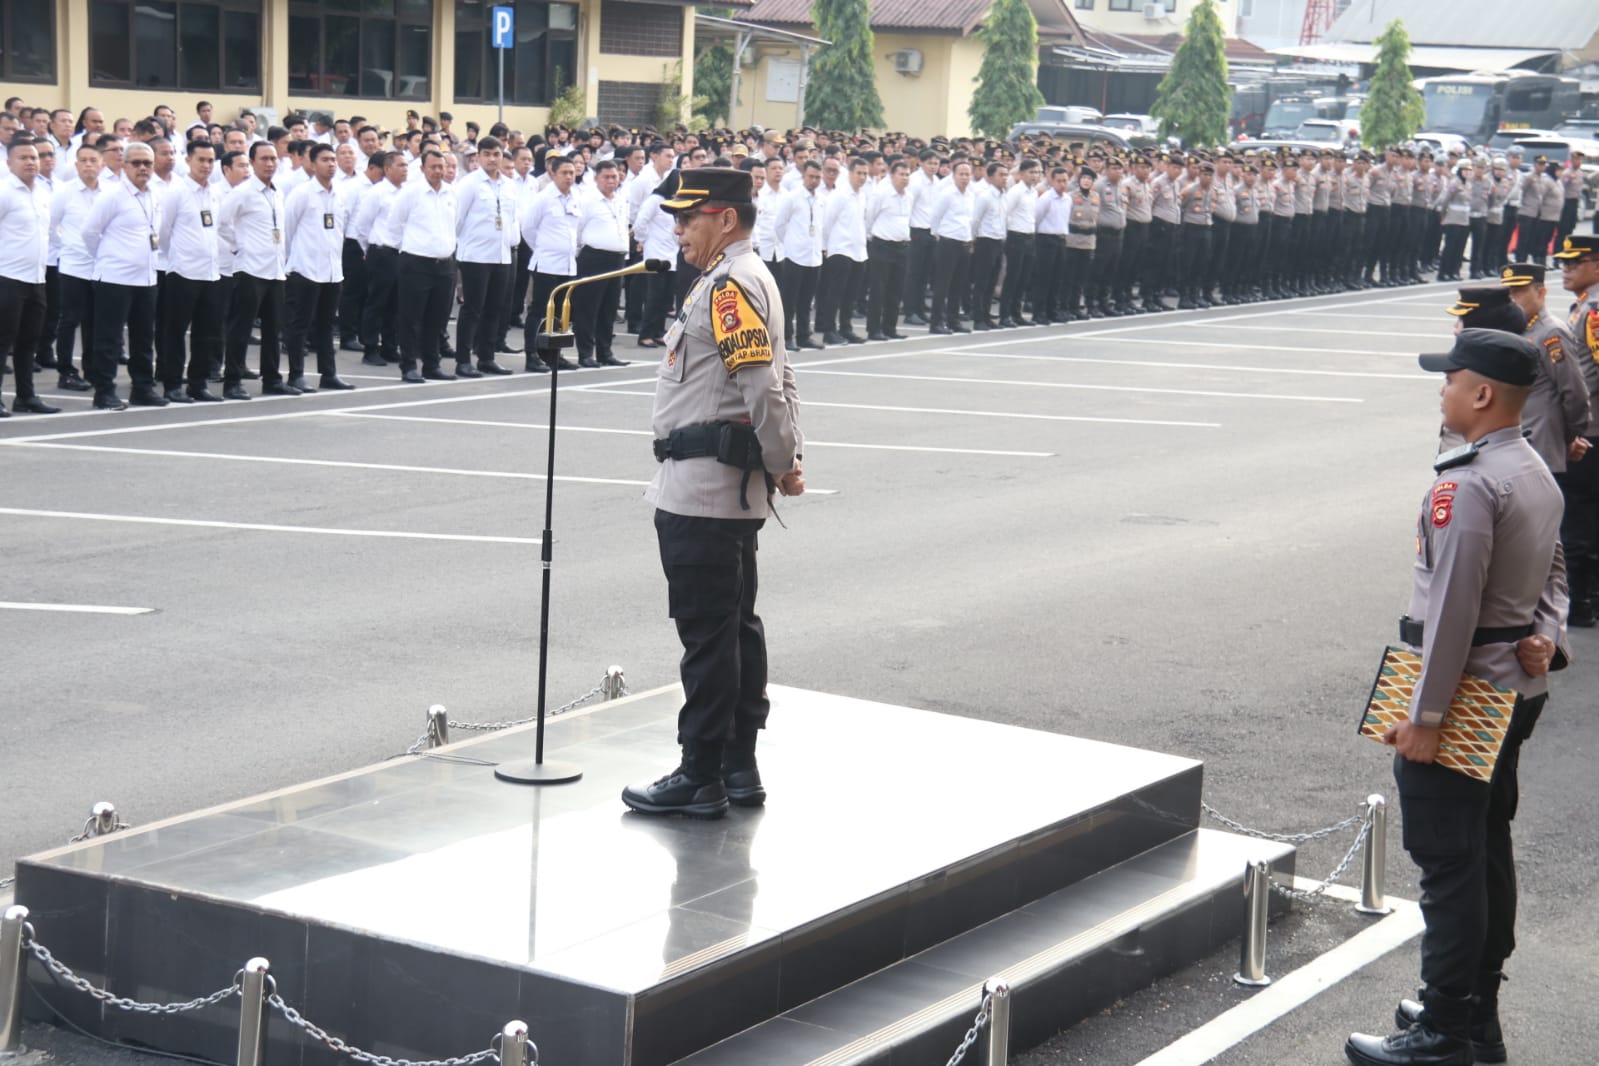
[673,829,1294,1066]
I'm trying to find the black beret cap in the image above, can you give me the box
[1418,328,1539,386]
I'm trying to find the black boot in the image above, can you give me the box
[1349,989,1474,1066]
[621,744,729,818]
[1397,974,1507,1063]
[720,735,766,807]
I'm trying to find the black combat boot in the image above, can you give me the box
[1348,989,1473,1066]
[621,743,729,819]
[720,735,766,807]
[1396,972,1508,1063]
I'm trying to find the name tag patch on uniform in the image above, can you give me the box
[711,279,773,373]
[200,210,213,227]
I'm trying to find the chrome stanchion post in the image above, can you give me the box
[1356,794,1393,916]
[1234,861,1272,987]
[984,977,1011,1065]
[602,666,625,700]
[427,705,450,749]
[236,957,270,1066]
[500,1020,533,1066]
[90,802,118,836]
[0,906,28,1054]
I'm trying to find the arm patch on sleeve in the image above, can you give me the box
[712,278,774,374]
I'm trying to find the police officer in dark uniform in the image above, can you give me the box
[622,168,805,819]
[1346,329,1569,1066]
[1554,233,1599,626]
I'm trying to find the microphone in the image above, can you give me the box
[546,259,673,334]
[643,258,670,273]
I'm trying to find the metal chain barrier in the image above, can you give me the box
[1269,807,1375,903]
[267,985,500,1066]
[943,991,992,1066]
[0,878,12,892]
[24,924,240,1015]
[1200,801,1365,845]
[401,672,625,758]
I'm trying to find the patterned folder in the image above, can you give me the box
[1359,646,1517,783]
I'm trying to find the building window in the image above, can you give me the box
[1107,0,1174,9]
[1075,0,1094,9]
[599,0,681,57]
[454,0,577,107]
[1239,0,1253,14]
[89,0,259,89]
[288,0,434,99]
[0,0,56,82]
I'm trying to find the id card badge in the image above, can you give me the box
[322,212,335,230]
[495,216,503,230]
[200,209,214,227]
[149,233,159,250]
[272,228,282,243]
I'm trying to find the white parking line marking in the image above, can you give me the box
[798,369,1363,403]
[1187,322,1444,340]
[0,601,155,615]
[588,389,1222,427]
[8,442,651,486]
[335,412,1056,457]
[1046,337,1421,359]
[1131,884,1423,1066]
[927,350,1433,380]
[0,507,544,544]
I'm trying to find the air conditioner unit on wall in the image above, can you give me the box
[893,48,924,76]
[1142,2,1163,18]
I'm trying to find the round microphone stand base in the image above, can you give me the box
[494,759,583,785]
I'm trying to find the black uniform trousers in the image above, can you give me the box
[1206,221,1228,296]
[360,246,400,361]
[1467,217,1489,277]
[1225,221,1257,295]
[969,237,1004,326]
[458,260,512,365]
[779,260,819,342]
[1557,453,1599,617]
[0,278,46,404]
[1146,219,1178,298]
[867,237,908,335]
[655,509,769,747]
[34,264,60,367]
[1032,235,1065,321]
[815,253,861,338]
[1270,216,1296,285]
[930,239,972,328]
[1342,213,1366,282]
[1394,691,1547,1033]
[1512,215,1542,266]
[160,274,224,392]
[1438,224,1470,279]
[1061,244,1094,315]
[55,271,93,378]
[998,232,1033,322]
[1118,221,1147,305]
[284,273,340,381]
[1364,204,1388,277]
[1180,225,1211,299]
[638,266,676,343]
[525,269,574,346]
[572,246,625,360]
[398,253,457,374]
[89,282,157,398]
[903,227,934,315]
[225,273,287,386]
[624,240,646,335]
[1092,228,1123,309]
[508,239,533,329]
[337,238,366,345]
[1555,198,1579,256]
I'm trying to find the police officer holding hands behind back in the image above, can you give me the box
[622,167,804,820]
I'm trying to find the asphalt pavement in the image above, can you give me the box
[2,280,1595,1066]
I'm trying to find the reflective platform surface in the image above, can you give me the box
[18,685,1216,1066]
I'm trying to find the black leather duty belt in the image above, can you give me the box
[1398,616,1534,647]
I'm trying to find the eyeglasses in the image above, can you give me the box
[126,159,153,167]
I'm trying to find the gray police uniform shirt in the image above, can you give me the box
[1522,312,1591,472]
[1570,287,1599,432]
[647,237,802,520]
[1406,427,1568,725]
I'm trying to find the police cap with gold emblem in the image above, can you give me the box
[1553,233,1599,261]
[661,167,754,213]
[1499,262,1545,287]
[1446,283,1526,333]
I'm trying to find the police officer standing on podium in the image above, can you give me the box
[1346,329,1568,1066]
[622,167,804,820]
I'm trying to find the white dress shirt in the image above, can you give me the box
[866,184,911,242]
[908,169,938,229]
[754,185,782,258]
[157,174,221,282]
[520,184,580,274]
[628,163,674,226]
[51,178,101,280]
[1004,181,1038,234]
[218,175,287,280]
[928,184,976,242]
[1035,187,1070,234]
[353,179,401,250]
[821,182,867,262]
[633,193,679,264]
[283,177,345,283]
[774,186,822,267]
[81,179,161,287]
[577,188,629,253]
[0,172,50,283]
[971,182,1007,241]
[384,180,457,258]
[454,169,516,265]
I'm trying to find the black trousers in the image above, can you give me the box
[90,281,157,396]
[1032,235,1065,320]
[1395,692,1547,1034]
[639,268,676,342]
[284,273,340,380]
[160,273,224,391]
[969,237,1004,325]
[1061,244,1094,313]
[779,261,819,341]
[655,509,769,747]
[1270,216,1296,282]
[458,260,511,364]
[338,238,366,344]
[360,246,400,360]
[673,250,696,309]
[1146,219,1178,296]
[930,239,971,327]
[1365,204,1388,274]
[572,246,625,360]
[624,240,646,334]
[1093,228,1124,306]
[35,264,60,366]
[867,237,908,335]
[0,277,45,403]
[226,272,287,386]
[1558,452,1599,615]
[55,271,93,376]
[1467,218,1489,276]
[1438,224,1470,279]
[999,232,1034,321]
[1225,222,1257,293]
[1119,221,1147,304]
[1555,198,1578,251]
[1513,216,1542,265]
[498,239,534,349]
[398,253,457,373]
[903,227,934,314]
[525,269,574,346]
[816,254,861,337]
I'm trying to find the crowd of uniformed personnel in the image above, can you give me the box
[3,99,1594,418]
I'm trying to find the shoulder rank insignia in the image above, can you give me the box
[1434,441,1480,473]
[1587,309,1599,356]
[712,278,773,374]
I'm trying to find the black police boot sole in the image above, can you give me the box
[621,790,730,819]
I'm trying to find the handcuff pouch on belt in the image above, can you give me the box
[653,421,771,510]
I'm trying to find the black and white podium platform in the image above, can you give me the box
[15,686,1292,1065]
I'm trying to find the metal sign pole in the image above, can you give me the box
[499,47,505,126]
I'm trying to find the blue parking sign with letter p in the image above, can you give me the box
[492,5,514,49]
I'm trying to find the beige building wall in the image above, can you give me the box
[1,0,689,138]
[1072,0,1237,38]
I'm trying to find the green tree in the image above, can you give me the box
[1149,0,1230,147]
[694,7,736,128]
[805,0,884,130]
[968,0,1045,138]
[1360,19,1425,149]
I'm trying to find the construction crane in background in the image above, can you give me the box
[1299,0,1336,45]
